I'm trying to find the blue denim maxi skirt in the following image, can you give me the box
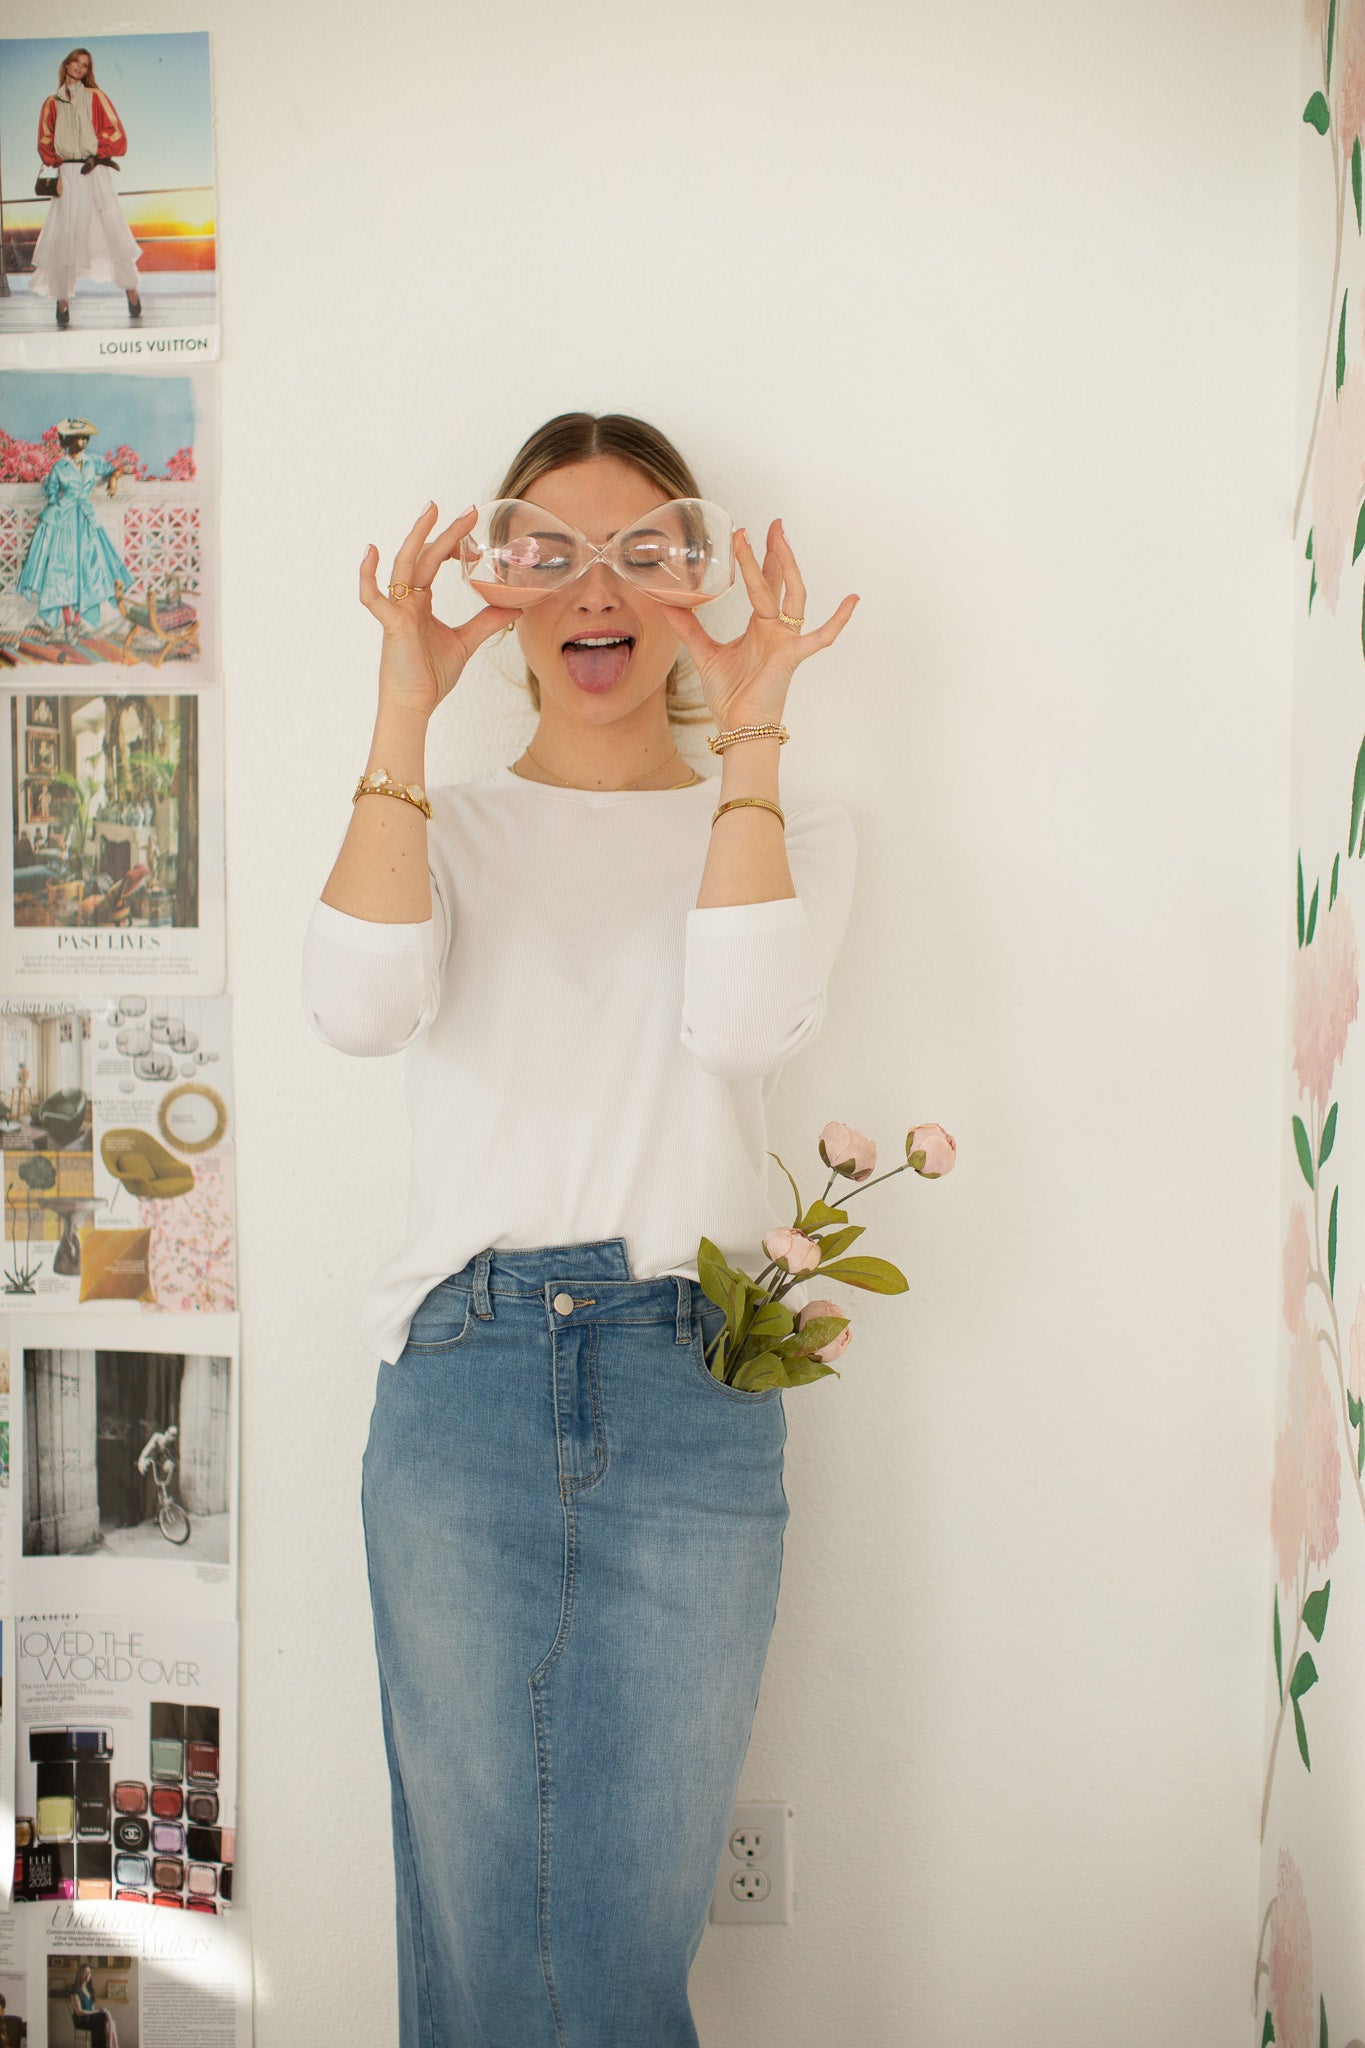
[361,1238,790,2047]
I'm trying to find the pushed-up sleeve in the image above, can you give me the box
[680,799,858,1080]
[90,89,128,156]
[301,869,451,1057]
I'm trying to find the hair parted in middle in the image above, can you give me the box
[494,411,713,727]
[58,47,98,88]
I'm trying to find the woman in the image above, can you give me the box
[33,47,143,330]
[302,411,860,2044]
[67,1966,116,2048]
[17,419,129,640]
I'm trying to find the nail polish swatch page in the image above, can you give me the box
[10,1614,237,1919]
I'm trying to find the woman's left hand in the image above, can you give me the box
[658,520,858,734]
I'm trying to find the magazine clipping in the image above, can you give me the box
[0,33,219,371]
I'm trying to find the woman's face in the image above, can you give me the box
[64,53,90,85]
[511,456,684,721]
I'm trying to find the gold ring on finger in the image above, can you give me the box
[778,609,805,630]
[387,581,427,600]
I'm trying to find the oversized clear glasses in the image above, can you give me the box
[460,497,735,608]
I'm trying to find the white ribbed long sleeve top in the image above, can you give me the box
[301,764,858,1365]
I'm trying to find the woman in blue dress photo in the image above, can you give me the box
[17,416,130,641]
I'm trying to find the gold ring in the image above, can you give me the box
[387,581,426,600]
[778,610,805,631]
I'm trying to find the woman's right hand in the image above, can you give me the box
[360,503,520,721]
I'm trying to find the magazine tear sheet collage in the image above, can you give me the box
[0,29,249,2041]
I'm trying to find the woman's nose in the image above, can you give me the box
[574,557,622,606]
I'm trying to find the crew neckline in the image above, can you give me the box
[493,764,717,802]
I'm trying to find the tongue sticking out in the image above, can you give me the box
[563,639,633,690]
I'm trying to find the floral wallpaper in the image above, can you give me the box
[1257,4,1365,2040]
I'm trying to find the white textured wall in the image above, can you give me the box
[1,1,1299,2039]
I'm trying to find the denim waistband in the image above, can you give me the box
[446,1238,704,1343]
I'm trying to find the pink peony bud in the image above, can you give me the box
[819,1120,877,1180]
[906,1123,957,1177]
[798,1297,852,1362]
[763,1225,822,1275]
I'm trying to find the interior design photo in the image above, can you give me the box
[11,693,199,932]
[0,1005,93,1287]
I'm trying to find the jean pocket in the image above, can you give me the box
[692,1301,783,1404]
[401,1279,476,1355]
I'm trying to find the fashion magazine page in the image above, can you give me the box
[0,370,218,685]
[0,33,218,370]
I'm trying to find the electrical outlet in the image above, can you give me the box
[708,1799,793,1925]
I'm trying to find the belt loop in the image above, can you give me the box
[674,1275,690,1345]
[473,1249,493,1319]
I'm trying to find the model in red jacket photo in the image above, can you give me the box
[32,47,143,330]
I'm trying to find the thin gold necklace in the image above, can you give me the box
[517,744,700,792]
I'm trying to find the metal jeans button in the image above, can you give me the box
[552,1292,575,1315]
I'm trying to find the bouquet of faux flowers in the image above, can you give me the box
[696,1119,957,1391]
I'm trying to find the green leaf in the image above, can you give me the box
[1320,1101,1339,1165]
[1330,851,1340,907]
[1298,852,1306,940]
[1310,560,1317,612]
[798,1198,848,1231]
[1354,136,1362,229]
[1351,737,1365,855]
[1263,2006,1276,2045]
[1320,1991,1328,2048]
[1302,1582,1331,1643]
[1305,89,1332,132]
[1293,1695,1311,1770]
[816,1255,909,1293]
[777,1353,840,1386]
[1350,1390,1363,1428]
[1293,1114,1315,1189]
[746,1299,796,1340]
[696,1236,736,1315]
[1274,1587,1283,1699]
[1338,291,1349,394]
[1328,1185,1338,1293]
[781,1313,849,1357]
[1306,878,1320,943]
[813,1223,865,1263]
[16,1155,55,1191]
[767,1150,803,1228]
[1307,526,1315,559]
[1290,1649,1319,1701]
[730,1349,785,1391]
[1329,0,1339,87]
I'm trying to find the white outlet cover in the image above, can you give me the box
[709,1800,794,1925]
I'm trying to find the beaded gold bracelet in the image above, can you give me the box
[712,798,785,831]
[707,722,788,754]
[353,767,433,820]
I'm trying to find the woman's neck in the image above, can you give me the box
[516,724,697,791]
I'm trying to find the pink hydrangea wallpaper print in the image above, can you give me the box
[1258,3,1365,2040]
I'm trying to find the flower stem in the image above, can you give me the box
[1259,1545,1306,1843]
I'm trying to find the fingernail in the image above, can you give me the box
[459,503,476,517]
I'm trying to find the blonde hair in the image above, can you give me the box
[58,48,97,89]
[494,412,712,726]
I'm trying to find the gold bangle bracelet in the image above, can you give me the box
[712,796,785,828]
[708,723,788,754]
[353,768,433,820]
